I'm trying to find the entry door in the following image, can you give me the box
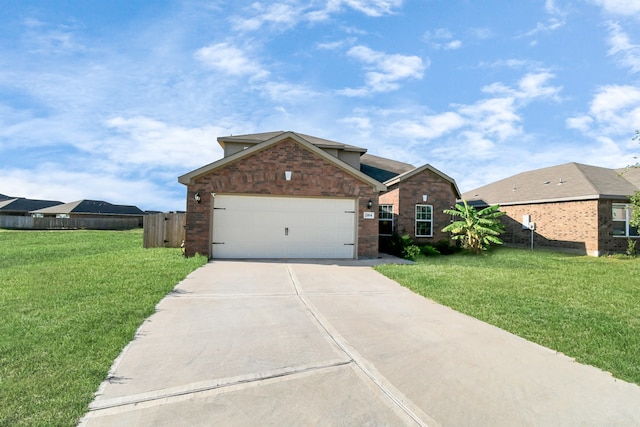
[211,195,356,258]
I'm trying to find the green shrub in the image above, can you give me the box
[627,238,637,257]
[402,244,421,261]
[434,239,459,255]
[420,245,441,257]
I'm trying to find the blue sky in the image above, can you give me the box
[1,0,640,211]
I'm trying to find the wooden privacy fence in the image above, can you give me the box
[143,212,186,248]
[0,216,140,230]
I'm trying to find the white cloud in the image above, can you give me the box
[339,116,373,133]
[321,0,403,17]
[606,22,640,73]
[230,2,303,32]
[394,112,465,140]
[101,116,225,170]
[567,85,640,148]
[316,38,357,50]
[458,97,522,141]
[482,72,561,102]
[566,115,594,132]
[479,58,541,69]
[194,42,269,80]
[523,18,565,37]
[21,19,86,55]
[339,45,426,95]
[523,0,566,37]
[589,0,640,16]
[260,81,321,103]
[344,0,403,16]
[423,28,462,50]
[518,72,562,100]
[0,165,183,211]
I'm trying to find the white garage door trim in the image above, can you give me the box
[211,194,357,259]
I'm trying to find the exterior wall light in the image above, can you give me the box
[422,194,428,202]
[367,199,373,209]
[285,171,292,181]
[194,192,201,204]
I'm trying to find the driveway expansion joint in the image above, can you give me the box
[87,359,354,413]
[286,263,430,427]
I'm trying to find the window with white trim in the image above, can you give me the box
[612,204,639,237]
[379,204,394,235]
[415,204,433,237]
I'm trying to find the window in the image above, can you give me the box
[379,204,394,235]
[415,205,433,237]
[612,204,639,237]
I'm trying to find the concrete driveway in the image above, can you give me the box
[80,260,640,426]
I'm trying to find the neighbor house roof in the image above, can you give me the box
[0,193,13,201]
[464,162,640,207]
[384,163,461,198]
[359,153,415,182]
[31,200,144,216]
[218,131,367,153]
[0,198,63,213]
[179,131,386,191]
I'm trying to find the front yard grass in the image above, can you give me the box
[0,229,207,427]
[375,247,640,386]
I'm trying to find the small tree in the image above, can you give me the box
[442,200,505,254]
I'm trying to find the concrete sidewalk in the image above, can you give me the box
[80,260,640,426]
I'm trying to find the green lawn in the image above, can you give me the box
[0,229,207,427]
[375,247,640,385]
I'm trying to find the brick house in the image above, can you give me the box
[378,164,460,245]
[463,162,640,256]
[178,131,460,259]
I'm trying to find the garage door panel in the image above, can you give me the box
[212,195,356,259]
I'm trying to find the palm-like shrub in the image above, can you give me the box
[442,200,505,254]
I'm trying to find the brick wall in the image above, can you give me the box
[183,138,380,258]
[399,170,457,244]
[498,200,600,255]
[598,199,638,254]
[379,170,457,245]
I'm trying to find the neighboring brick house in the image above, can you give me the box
[378,164,461,245]
[178,131,460,259]
[463,162,640,256]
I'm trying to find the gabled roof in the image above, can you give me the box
[464,162,640,206]
[384,164,461,198]
[218,131,367,153]
[0,198,63,213]
[32,200,144,216]
[360,154,415,182]
[179,131,386,191]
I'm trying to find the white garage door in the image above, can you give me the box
[211,195,356,259]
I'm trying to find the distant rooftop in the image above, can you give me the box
[32,200,144,216]
[0,198,63,213]
[464,162,640,206]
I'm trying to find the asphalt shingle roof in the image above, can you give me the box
[218,131,367,153]
[0,198,63,213]
[359,153,415,182]
[463,162,640,206]
[32,200,144,216]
